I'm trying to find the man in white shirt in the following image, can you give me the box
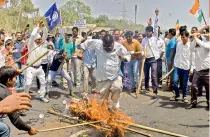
[24,21,49,103]
[81,34,131,109]
[189,26,205,96]
[82,36,97,94]
[141,9,160,97]
[170,31,192,103]
[187,29,210,110]
[156,26,165,88]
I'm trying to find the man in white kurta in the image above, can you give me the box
[24,23,49,103]
[81,34,131,109]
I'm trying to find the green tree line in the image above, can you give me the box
[0,0,145,33]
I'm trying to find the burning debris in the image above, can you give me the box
[67,98,134,137]
[47,98,186,137]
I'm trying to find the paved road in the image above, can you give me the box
[3,80,209,137]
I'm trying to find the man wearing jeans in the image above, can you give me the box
[13,32,24,91]
[0,92,33,137]
[141,9,160,97]
[170,31,192,103]
[121,31,142,92]
[0,122,9,137]
[165,29,177,91]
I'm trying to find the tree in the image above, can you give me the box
[60,0,91,26]
[0,0,40,32]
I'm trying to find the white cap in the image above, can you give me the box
[4,37,12,46]
[34,33,42,40]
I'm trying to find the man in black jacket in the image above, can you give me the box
[0,92,32,137]
[47,50,74,96]
[0,84,37,136]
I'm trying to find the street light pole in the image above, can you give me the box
[135,4,137,25]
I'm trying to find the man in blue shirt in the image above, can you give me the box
[82,36,97,93]
[165,28,176,91]
[14,32,24,90]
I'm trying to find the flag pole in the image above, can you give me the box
[201,11,207,25]
[59,9,64,35]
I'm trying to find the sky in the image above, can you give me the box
[31,0,209,29]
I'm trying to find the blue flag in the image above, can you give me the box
[44,3,60,30]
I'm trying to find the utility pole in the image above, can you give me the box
[135,4,137,25]
[121,2,128,30]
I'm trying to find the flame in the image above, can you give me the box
[68,98,134,137]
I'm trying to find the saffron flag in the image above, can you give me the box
[190,0,200,15]
[44,3,60,31]
[189,0,204,23]
[0,0,6,5]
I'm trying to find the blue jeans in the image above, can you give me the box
[173,67,189,97]
[120,62,124,74]
[0,122,10,137]
[15,62,24,90]
[127,59,139,89]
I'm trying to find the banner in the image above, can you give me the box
[74,19,86,28]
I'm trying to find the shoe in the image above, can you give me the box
[52,80,58,87]
[151,93,158,99]
[116,101,120,108]
[197,93,202,97]
[92,90,100,94]
[169,95,180,101]
[183,97,189,103]
[76,85,80,88]
[205,105,209,111]
[186,104,197,109]
[69,90,76,97]
[132,88,136,93]
[146,88,152,93]
[91,88,96,93]
[40,97,49,103]
[165,87,173,91]
[62,85,68,90]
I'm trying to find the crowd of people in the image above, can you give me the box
[0,9,209,136]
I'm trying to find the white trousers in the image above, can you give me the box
[24,66,46,97]
[47,69,72,92]
[71,57,82,86]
